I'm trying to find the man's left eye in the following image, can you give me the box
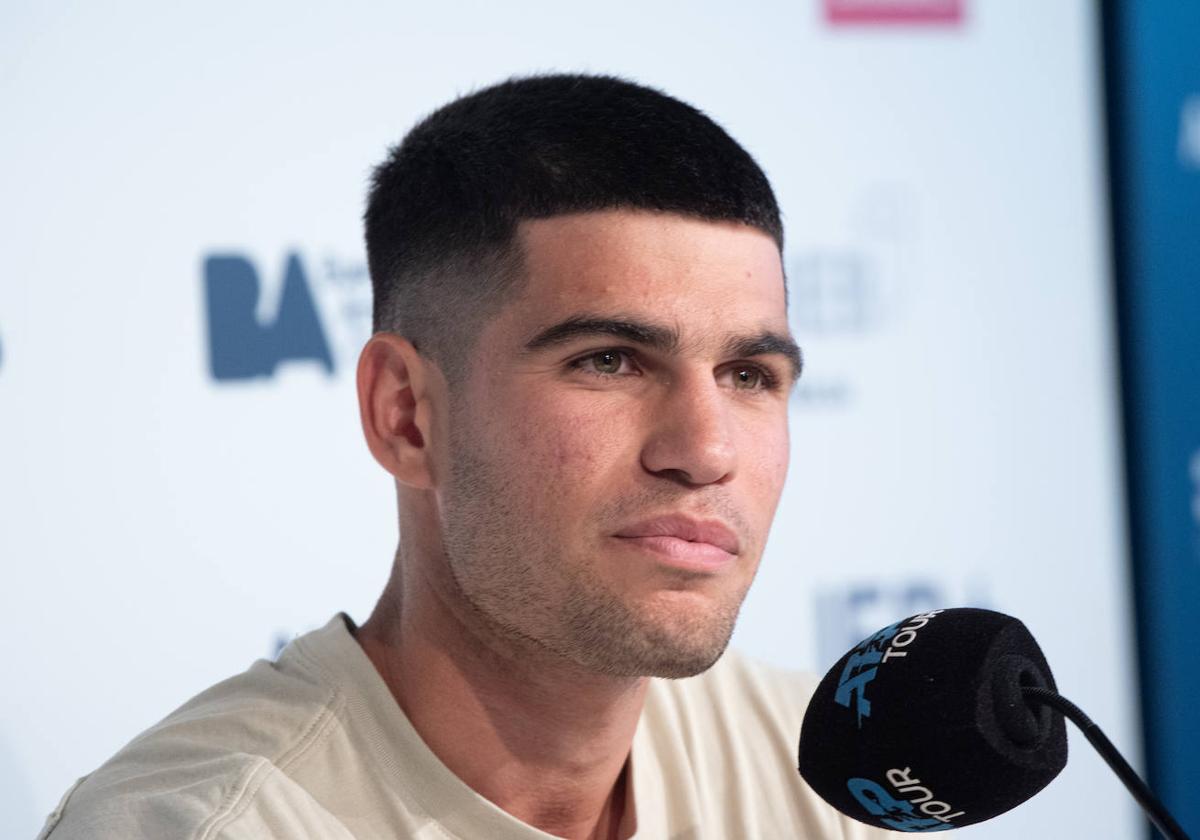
[725,366,777,391]
[732,368,763,389]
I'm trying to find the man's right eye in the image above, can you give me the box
[572,349,637,377]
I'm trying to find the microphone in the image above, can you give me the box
[798,608,1190,838]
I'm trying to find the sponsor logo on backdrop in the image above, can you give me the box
[789,186,915,336]
[824,0,963,26]
[787,185,918,409]
[203,251,371,382]
[789,251,887,335]
[1179,95,1200,170]
[815,579,988,672]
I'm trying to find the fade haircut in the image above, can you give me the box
[364,73,783,380]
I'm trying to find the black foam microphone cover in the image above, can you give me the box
[798,607,1067,832]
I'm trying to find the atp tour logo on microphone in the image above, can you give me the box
[847,767,964,832]
[835,610,943,726]
[203,250,371,383]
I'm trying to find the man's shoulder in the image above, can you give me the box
[39,619,352,840]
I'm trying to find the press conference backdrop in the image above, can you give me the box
[0,2,1142,837]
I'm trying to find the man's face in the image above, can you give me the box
[433,210,796,678]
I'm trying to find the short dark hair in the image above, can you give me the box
[364,73,783,378]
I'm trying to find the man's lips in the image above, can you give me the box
[613,514,741,563]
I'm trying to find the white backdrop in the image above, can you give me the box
[1,1,1140,837]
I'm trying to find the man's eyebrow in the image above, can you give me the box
[523,316,680,353]
[523,314,802,382]
[723,332,804,383]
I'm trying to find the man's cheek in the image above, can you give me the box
[506,408,613,479]
[548,421,613,478]
[742,423,788,473]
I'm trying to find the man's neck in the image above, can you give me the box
[356,566,647,840]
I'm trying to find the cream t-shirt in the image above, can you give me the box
[39,615,894,839]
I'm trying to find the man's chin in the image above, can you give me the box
[550,574,748,678]
[564,610,738,679]
[636,645,729,680]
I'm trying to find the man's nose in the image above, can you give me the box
[640,374,737,486]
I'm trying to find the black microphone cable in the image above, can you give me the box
[1021,686,1190,840]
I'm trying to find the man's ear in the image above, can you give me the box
[356,333,441,489]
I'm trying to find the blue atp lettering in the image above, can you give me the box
[835,620,901,726]
[847,778,953,833]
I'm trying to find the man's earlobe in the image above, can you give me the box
[356,334,438,489]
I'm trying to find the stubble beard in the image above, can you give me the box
[439,419,752,679]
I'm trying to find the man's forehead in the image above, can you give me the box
[516,209,783,266]
[511,210,787,316]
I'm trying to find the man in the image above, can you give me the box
[40,75,891,839]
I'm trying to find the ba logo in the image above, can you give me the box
[204,252,335,381]
[835,620,902,726]
[203,251,372,383]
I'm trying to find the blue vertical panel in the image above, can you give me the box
[1107,1,1200,833]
